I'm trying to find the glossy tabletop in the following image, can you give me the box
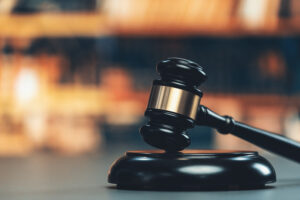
[1,146,300,200]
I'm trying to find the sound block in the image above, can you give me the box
[108,150,276,190]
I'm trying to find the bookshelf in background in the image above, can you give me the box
[0,0,300,37]
[1,0,300,155]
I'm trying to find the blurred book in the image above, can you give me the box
[291,0,300,17]
[12,0,99,13]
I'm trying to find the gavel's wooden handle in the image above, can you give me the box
[196,105,300,163]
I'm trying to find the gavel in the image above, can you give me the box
[140,57,300,163]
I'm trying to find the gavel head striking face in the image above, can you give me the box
[140,57,207,152]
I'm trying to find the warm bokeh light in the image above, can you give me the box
[14,68,39,104]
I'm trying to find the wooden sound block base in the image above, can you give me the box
[108,150,276,190]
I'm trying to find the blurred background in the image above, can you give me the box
[1,0,300,156]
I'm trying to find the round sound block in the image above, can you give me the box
[108,150,276,190]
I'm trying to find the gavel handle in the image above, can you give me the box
[196,105,300,163]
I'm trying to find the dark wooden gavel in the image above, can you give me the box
[140,57,300,163]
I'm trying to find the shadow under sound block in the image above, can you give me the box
[108,150,276,190]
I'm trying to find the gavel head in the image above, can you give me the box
[140,57,207,152]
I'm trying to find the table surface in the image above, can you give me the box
[1,146,300,200]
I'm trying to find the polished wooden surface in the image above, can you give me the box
[127,149,257,154]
